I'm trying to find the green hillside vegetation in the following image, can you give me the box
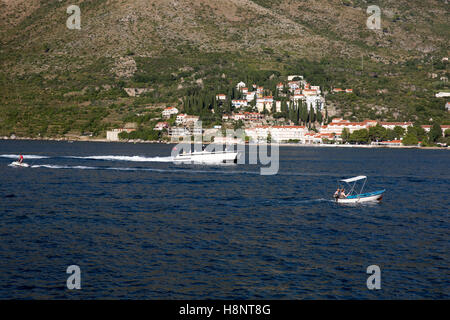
[0,0,449,138]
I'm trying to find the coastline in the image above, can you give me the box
[1,136,448,150]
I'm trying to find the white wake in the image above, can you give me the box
[66,155,174,162]
[0,154,49,159]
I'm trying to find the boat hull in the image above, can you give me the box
[173,151,239,164]
[335,190,385,204]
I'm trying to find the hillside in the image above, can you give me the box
[0,0,449,138]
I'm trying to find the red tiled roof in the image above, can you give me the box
[381,140,402,143]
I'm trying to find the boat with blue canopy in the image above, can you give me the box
[334,176,385,203]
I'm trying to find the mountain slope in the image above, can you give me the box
[0,0,449,137]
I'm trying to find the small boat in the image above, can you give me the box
[173,149,240,164]
[9,161,30,168]
[334,176,385,204]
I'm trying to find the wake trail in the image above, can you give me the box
[66,155,174,162]
[294,198,335,203]
[0,154,49,159]
[0,154,174,162]
[27,164,261,175]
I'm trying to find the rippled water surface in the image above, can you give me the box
[0,140,448,299]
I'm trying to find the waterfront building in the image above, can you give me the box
[245,125,308,142]
[421,125,450,136]
[106,128,136,141]
[379,122,413,130]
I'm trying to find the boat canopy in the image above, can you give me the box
[340,175,367,183]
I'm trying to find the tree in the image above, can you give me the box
[316,110,323,124]
[402,131,419,145]
[308,106,315,129]
[300,103,308,125]
[410,124,427,141]
[368,124,387,142]
[250,97,256,110]
[393,126,405,139]
[428,123,442,143]
[271,100,276,113]
[349,129,369,144]
[341,128,350,143]
[214,101,222,122]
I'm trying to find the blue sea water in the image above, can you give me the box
[0,140,448,299]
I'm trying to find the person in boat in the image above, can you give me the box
[334,188,340,198]
[339,188,348,198]
[18,155,23,164]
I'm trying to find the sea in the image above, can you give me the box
[0,140,448,299]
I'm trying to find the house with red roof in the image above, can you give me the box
[162,106,179,118]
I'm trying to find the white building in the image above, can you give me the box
[245,125,308,142]
[244,112,263,121]
[162,107,179,118]
[435,92,450,98]
[154,122,169,131]
[287,75,303,81]
[213,137,244,144]
[176,114,199,125]
[421,125,450,136]
[232,99,248,108]
[379,122,413,130]
[320,118,378,135]
[305,95,325,111]
[302,133,323,144]
[288,81,300,92]
[232,113,246,121]
[270,126,308,142]
[275,100,282,113]
[216,94,227,101]
[302,89,318,96]
[185,115,200,125]
[245,91,256,102]
[376,140,402,146]
[320,119,415,135]
[256,96,273,112]
[236,81,246,90]
[170,127,191,138]
[245,126,270,142]
[176,114,187,124]
[311,86,321,94]
[291,94,305,103]
[106,128,135,141]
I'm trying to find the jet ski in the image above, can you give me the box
[9,161,30,168]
